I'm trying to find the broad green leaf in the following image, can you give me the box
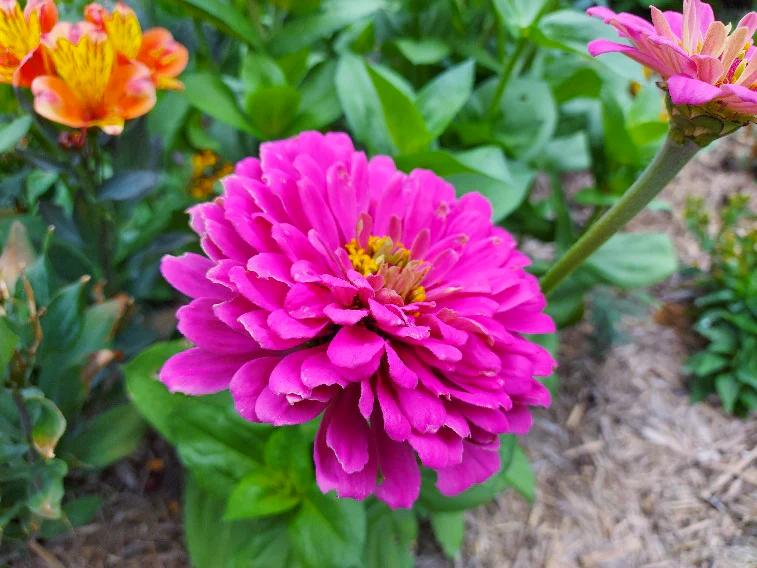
[225,470,301,520]
[364,501,416,568]
[27,458,67,520]
[600,88,639,165]
[530,11,613,55]
[0,115,32,153]
[495,78,557,160]
[430,511,465,558]
[38,277,88,359]
[174,0,261,47]
[269,0,386,55]
[38,495,102,538]
[263,427,313,486]
[0,316,18,372]
[502,445,535,501]
[184,475,296,568]
[684,351,728,378]
[493,0,548,32]
[246,85,301,139]
[62,404,145,468]
[366,64,431,154]
[26,170,58,203]
[66,296,129,364]
[395,38,450,65]
[336,53,393,154]
[715,374,740,414]
[240,53,287,93]
[289,491,366,568]
[30,397,66,460]
[586,232,677,289]
[100,170,159,201]
[396,147,532,222]
[183,73,257,136]
[417,60,474,138]
[147,91,190,149]
[541,132,591,172]
[289,61,342,131]
[419,436,517,511]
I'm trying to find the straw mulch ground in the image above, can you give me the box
[7,131,756,568]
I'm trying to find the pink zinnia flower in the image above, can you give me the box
[588,0,757,117]
[159,131,555,508]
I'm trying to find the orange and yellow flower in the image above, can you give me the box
[85,2,188,90]
[0,0,57,86]
[31,22,156,135]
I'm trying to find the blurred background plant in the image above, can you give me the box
[2,0,751,565]
[683,194,756,417]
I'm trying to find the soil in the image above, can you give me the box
[4,130,756,568]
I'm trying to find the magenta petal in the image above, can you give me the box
[161,254,230,300]
[254,387,327,425]
[176,298,259,354]
[435,441,501,496]
[325,387,371,473]
[407,429,463,469]
[373,423,420,509]
[327,326,385,369]
[384,343,418,389]
[159,348,248,395]
[667,74,722,105]
[229,357,279,421]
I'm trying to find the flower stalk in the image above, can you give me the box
[540,134,700,295]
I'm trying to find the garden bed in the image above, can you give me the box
[9,132,755,568]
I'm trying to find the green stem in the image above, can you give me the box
[485,38,526,119]
[540,133,700,296]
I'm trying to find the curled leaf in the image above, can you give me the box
[0,221,36,294]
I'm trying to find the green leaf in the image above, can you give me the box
[246,85,301,139]
[174,0,261,47]
[0,115,32,153]
[493,0,548,32]
[27,458,67,520]
[600,88,640,165]
[289,61,342,131]
[395,38,450,65]
[430,511,465,558]
[417,60,474,138]
[263,427,313,486]
[183,73,257,136]
[586,232,677,289]
[269,0,386,55]
[38,276,88,359]
[38,495,103,539]
[335,53,393,154]
[148,91,190,149]
[67,296,128,364]
[365,64,431,154]
[100,170,159,201]
[684,351,728,378]
[502,445,535,501]
[715,374,740,414]
[494,78,557,160]
[30,397,67,460]
[530,10,613,55]
[240,53,287,93]
[26,170,58,203]
[364,501,416,568]
[225,470,301,520]
[289,491,366,568]
[184,475,296,568]
[419,436,517,511]
[62,404,146,468]
[541,132,591,172]
[0,316,18,372]
[396,147,532,222]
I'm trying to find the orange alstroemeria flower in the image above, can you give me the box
[0,0,57,86]
[31,22,156,135]
[85,2,187,90]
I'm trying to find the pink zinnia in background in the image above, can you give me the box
[159,131,555,508]
[588,0,757,117]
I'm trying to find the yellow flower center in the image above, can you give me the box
[50,33,114,108]
[345,235,428,302]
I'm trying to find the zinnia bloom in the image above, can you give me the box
[0,0,57,86]
[30,21,156,135]
[588,0,757,118]
[160,132,555,508]
[85,2,188,90]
